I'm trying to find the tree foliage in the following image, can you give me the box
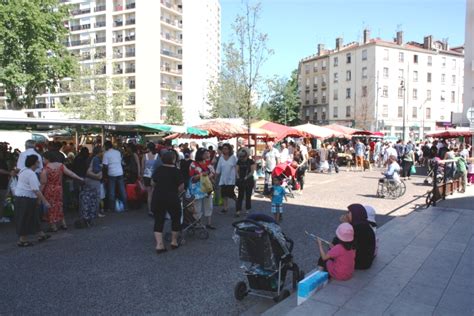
[164,92,184,125]
[59,61,134,122]
[207,1,272,130]
[266,70,301,126]
[0,0,75,109]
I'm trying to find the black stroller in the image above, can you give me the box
[232,215,304,302]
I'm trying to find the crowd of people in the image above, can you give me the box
[0,135,472,253]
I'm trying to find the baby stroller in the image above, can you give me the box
[423,158,444,185]
[232,214,304,302]
[272,162,297,198]
[165,193,209,244]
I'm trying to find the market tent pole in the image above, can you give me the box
[101,126,105,146]
[75,129,79,152]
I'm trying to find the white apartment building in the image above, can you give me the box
[0,0,221,124]
[299,30,464,140]
[464,0,474,129]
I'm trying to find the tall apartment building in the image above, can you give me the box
[299,30,464,140]
[464,0,474,129]
[0,0,221,124]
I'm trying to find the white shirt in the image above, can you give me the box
[280,148,290,163]
[263,148,280,172]
[216,155,237,185]
[16,149,43,173]
[15,168,40,198]
[386,147,398,158]
[102,149,123,177]
[460,149,469,160]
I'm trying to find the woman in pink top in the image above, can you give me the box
[317,223,355,281]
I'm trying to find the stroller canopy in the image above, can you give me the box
[272,162,297,178]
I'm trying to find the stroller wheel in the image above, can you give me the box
[197,229,210,240]
[234,281,247,301]
[273,289,290,303]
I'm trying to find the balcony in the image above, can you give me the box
[114,5,123,11]
[160,83,182,90]
[125,67,135,73]
[114,20,123,27]
[322,97,327,103]
[161,0,182,13]
[96,66,106,75]
[161,33,182,44]
[71,8,91,16]
[160,16,182,28]
[161,50,182,59]
[305,85,310,91]
[161,66,182,75]
[113,51,123,58]
[321,82,327,89]
[95,37,106,43]
[95,21,106,28]
[113,36,123,43]
[125,19,135,25]
[81,54,91,61]
[125,50,135,57]
[71,24,91,31]
[69,39,91,47]
[128,82,136,89]
[125,35,135,42]
[95,5,106,12]
[94,52,106,59]
[114,68,123,75]
[126,2,136,10]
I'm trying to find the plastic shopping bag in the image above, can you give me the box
[410,165,416,175]
[200,175,213,194]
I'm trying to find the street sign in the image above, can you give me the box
[467,107,474,124]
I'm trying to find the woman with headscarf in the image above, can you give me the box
[339,203,376,269]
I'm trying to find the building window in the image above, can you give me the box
[314,76,318,86]
[441,90,445,102]
[362,67,367,79]
[305,78,310,87]
[322,91,327,103]
[383,49,389,60]
[333,106,338,118]
[346,53,351,64]
[442,57,446,67]
[314,111,318,121]
[346,106,351,117]
[322,108,327,120]
[333,72,338,83]
[346,88,351,99]
[305,64,310,74]
[398,87,404,98]
[451,91,455,103]
[322,60,327,70]
[441,73,445,84]
[346,70,351,81]
[313,62,318,72]
[362,49,367,61]
[382,86,388,97]
[426,107,431,119]
[452,59,456,70]
[382,104,388,118]
[413,71,418,82]
[427,72,432,83]
[383,67,389,78]
[333,89,338,100]
[452,75,456,84]
[427,56,432,66]
[413,54,418,64]
[412,106,417,119]
[413,88,417,100]
[398,69,404,79]
[333,57,338,67]
[427,89,431,101]
[398,106,403,118]
[398,52,404,62]
[362,86,368,97]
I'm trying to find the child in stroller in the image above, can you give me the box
[165,192,209,244]
[232,213,304,302]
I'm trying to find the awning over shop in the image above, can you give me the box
[425,129,473,139]
[251,120,306,141]
[138,124,208,136]
[294,123,344,139]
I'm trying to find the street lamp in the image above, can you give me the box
[400,79,406,141]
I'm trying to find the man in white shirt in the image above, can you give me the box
[16,140,43,174]
[280,143,290,163]
[103,141,127,212]
[262,141,280,195]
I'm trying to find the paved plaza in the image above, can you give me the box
[0,167,464,315]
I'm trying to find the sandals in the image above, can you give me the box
[38,234,51,242]
[17,241,34,247]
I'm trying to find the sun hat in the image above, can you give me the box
[336,223,354,242]
[363,205,376,224]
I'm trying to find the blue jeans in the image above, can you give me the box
[107,176,127,211]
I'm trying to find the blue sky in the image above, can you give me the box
[220,0,466,79]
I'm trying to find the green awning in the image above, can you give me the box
[139,124,208,136]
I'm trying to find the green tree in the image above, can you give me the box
[164,92,183,125]
[0,0,75,109]
[207,1,272,134]
[59,61,134,122]
[266,70,301,126]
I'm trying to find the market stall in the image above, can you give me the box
[251,120,307,141]
[294,123,344,140]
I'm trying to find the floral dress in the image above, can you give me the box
[43,164,64,224]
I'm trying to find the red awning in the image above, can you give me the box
[425,129,473,138]
[252,120,306,141]
[324,124,362,135]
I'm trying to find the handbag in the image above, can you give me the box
[200,174,213,194]
[86,159,102,180]
[410,165,416,175]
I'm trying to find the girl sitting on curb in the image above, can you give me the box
[317,223,355,281]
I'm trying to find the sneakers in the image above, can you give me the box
[98,211,106,218]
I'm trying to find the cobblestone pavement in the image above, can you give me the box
[0,166,432,315]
